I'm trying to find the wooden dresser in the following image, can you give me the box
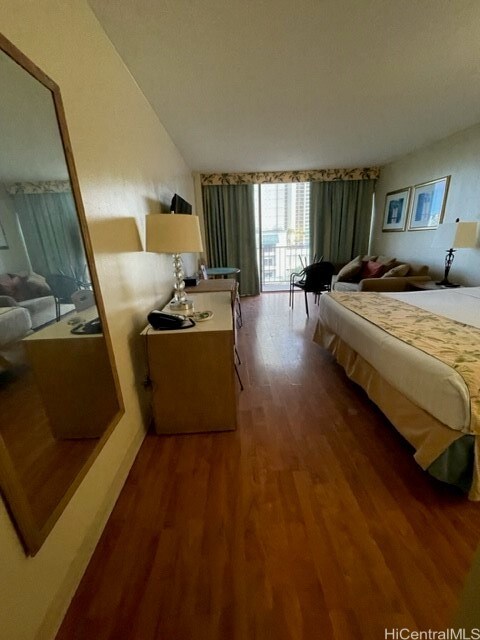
[142,291,237,434]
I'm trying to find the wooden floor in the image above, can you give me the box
[56,292,480,640]
[0,366,97,527]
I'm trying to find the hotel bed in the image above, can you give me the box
[313,287,480,499]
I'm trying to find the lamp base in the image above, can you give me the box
[170,298,194,312]
[435,279,460,288]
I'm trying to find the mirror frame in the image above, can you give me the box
[0,32,124,555]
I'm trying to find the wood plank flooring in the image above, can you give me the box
[56,292,480,640]
[0,367,97,527]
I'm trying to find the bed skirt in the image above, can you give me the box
[314,321,480,500]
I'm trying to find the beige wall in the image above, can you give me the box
[372,122,480,286]
[0,2,196,639]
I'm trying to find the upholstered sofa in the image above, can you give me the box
[0,272,56,329]
[331,255,431,292]
[0,306,32,349]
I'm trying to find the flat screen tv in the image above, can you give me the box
[170,193,192,214]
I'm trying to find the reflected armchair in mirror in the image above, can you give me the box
[45,273,80,320]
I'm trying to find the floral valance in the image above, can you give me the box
[7,180,71,195]
[200,167,380,186]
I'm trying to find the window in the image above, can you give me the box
[254,183,310,290]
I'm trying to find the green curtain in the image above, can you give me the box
[13,191,88,282]
[202,184,260,296]
[309,179,376,264]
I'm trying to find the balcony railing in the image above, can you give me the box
[260,243,309,289]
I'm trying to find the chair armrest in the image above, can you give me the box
[0,295,19,307]
[290,270,306,284]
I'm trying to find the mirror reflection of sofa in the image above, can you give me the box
[331,255,431,292]
[0,306,31,356]
[0,272,56,332]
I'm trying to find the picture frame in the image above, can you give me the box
[407,176,450,231]
[382,188,410,232]
[0,219,8,249]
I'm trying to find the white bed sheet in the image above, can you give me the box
[318,287,480,433]
[384,287,480,329]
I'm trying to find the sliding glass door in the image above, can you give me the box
[254,182,310,291]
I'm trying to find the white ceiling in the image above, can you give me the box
[89,0,480,173]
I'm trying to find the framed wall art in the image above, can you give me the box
[407,176,450,231]
[382,188,410,232]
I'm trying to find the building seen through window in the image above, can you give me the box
[254,182,310,290]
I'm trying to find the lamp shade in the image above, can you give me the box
[432,221,479,249]
[453,221,479,248]
[146,214,203,254]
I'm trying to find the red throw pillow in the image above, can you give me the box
[359,260,385,279]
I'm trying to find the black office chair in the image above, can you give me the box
[290,261,335,316]
[45,274,80,321]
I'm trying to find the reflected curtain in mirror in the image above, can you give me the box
[9,181,89,284]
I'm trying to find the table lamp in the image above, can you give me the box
[146,213,203,310]
[433,219,479,286]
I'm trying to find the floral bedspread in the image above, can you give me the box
[329,292,480,434]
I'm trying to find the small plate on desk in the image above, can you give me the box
[192,310,214,322]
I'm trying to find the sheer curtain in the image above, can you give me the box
[202,184,260,296]
[309,179,376,263]
[13,191,88,282]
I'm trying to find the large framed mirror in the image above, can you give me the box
[0,34,124,554]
